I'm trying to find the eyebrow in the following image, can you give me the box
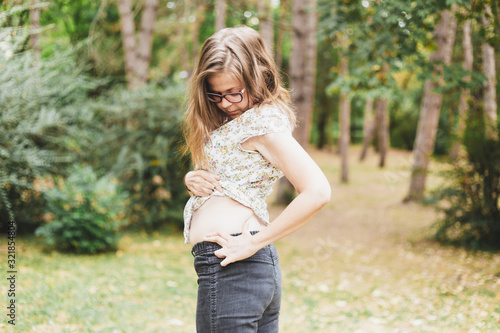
[208,87,239,94]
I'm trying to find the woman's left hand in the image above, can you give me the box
[203,220,258,266]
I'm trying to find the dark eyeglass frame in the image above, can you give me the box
[207,89,245,103]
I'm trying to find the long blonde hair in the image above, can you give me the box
[183,26,296,168]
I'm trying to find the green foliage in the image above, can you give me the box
[316,0,491,155]
[350,97,368,144]
[0,24,189,236]
[0,36,104,232]
[35,165,127,254]
[432,116,500,251]
[388,84,423,150]
[37,1,124,80]
[312,37,339,148]
[1,6,190,236]
[0,3,33,52]
[87,84,191,232]
[317,0,447,71]
[40,0,102,45]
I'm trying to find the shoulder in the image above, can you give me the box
[239,105,293,151]
[241,105,291,132]
[253,104,288,119]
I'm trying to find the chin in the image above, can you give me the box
[227,111,241,119]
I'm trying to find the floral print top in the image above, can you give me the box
[183,105,292,243]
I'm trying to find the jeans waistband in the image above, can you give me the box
[191,230,260,257]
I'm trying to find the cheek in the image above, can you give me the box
[240,94,253,108]
[237,100,249,110]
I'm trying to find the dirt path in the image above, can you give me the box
[268,146,500,332]
[270,146,439,251]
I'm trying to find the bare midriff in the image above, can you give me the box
[188,195,266,244]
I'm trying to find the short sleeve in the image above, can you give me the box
[238,106,292,144]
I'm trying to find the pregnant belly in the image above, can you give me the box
[189,195,265,244]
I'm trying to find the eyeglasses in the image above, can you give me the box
[207,89,245,103]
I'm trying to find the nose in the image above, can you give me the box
[220,98,232,109]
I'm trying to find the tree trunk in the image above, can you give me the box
[136,0,158,85]
[404,8,457,202]
[482,4,498,140]
[450,19,472,161]
[29,0,40,57]
[375,97,389,167]
[117,0,158,90]
[275,0,288,70]
[258,0,274,54]
[494,2,500,118]
[215,0,226,31]
[302,0,317,145]
[117,0,140,90]
[360,98,374,161]
[339,57,350,183]
[290,0,317,147]
[275,0,317,203]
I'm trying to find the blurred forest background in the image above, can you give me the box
[1,0,499,254]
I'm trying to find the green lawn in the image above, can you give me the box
[2,147,500,332]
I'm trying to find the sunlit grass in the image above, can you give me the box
[3,230,198,332]
[2,146,499,332]
[275,146,500,332]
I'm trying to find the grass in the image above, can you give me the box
[2,146,500,332]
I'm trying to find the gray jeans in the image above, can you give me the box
[192,231,282,333]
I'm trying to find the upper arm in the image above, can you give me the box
[245,133,331,197]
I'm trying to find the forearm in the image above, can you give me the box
[252,188,330,250]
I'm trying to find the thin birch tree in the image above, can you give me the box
[339,56,350,182]
[258,0,274,54]
[275,0,317,203]
[375,97,389,167]
[290,0,317,147]
[215,0,226,31]
[482,4,498,139]
[404,7,458,202]
[136,0,158,84]
[29,0,40,57]
[117,0,159,90]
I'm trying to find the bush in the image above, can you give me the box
[86,84,191,231]
[0,43,104,233]
[1,12,190,235]
[35,165,127,254]
[432,116,500,251]
[0,32,189,235]
[0,46,190,234]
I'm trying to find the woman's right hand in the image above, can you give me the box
[184,170,223,196]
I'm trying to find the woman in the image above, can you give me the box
[183,26,331,332]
